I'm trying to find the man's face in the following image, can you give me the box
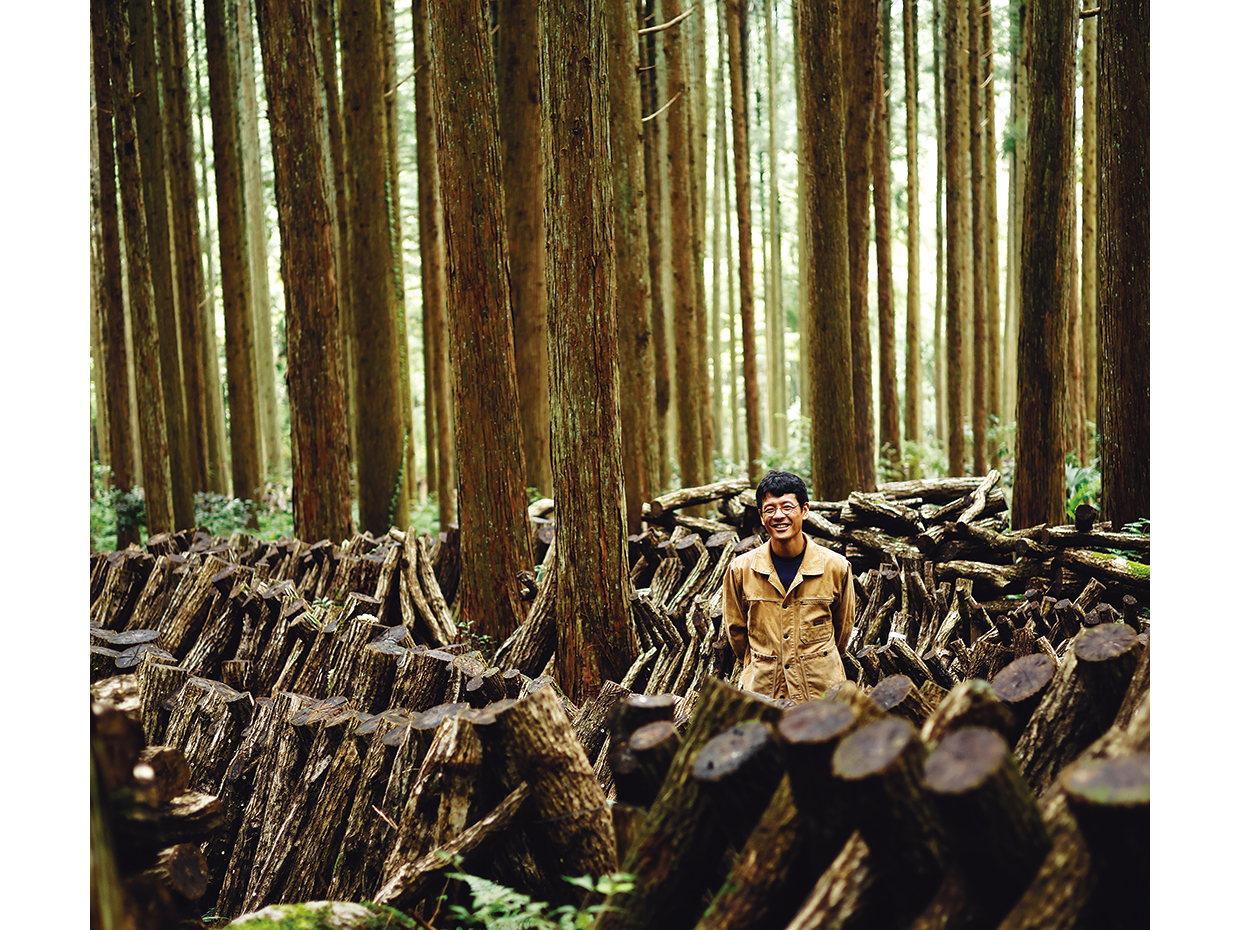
[760,492,807,545]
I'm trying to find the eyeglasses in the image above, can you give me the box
[760,503,802,518]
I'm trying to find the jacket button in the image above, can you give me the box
[784,632,789,639]
[784,662,790,669]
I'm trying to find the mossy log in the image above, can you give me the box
[921,679,1020,749]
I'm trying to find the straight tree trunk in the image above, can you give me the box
[874,31,900,479]
[665,0,704,494]
[903,0,921,473]
[91,0,140,549]
[205,0,263,521]
[982,0,1001,471]
[793,0,808,416]
[1067,200,1087,462]
[1002,2,1026,427]
[642,0,671,492]
[1011,0,1075,529]
[497,0,552,499]
[843,0,878,490]
[943,0,966,475]
[542,0,637,702]
[1080,11,1098,432]
[381,0,417,508]
[1097,0,1149,526]
[719,1,739,466]
[933,0,945,445]
[726,0,763,484]
[429,0,534,644]
[191,0,231,495]
[764,0,786,454]
[107,0,176,536]
[237,0,281,484]
[159,0,211,495]
[968,0,987,477]
[130,0,194,529]
[690,3,714,478]
[341,0,408,533]
[607,0,657,531]
[315,0,358,480]
[799,0,859,500]
[254,0,353,544]
[412,0,453,530]
[711,25,725,462]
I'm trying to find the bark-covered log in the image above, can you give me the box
[992,654,1059,732]
[781,831,879,930]
[595,679,784,930]
[923,726,1051,923]
[492,539,559,676]
[1062,753,1150,930]
[92,550,157,630]
[831,717,948,924]
[612,719,681,808]
[690,721,785,848]
[869,674,937,727]
[1073,623,1141,731]
[646,478,753,518]
[921,678,1020,749]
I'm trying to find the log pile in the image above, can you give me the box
[88,475,1150,927]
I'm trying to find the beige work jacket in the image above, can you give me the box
[723,537,856,702]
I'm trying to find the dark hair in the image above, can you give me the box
[756,470,808,508]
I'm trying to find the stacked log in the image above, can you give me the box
[89,480,1150,927]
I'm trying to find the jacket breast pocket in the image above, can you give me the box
[798,596,835,644]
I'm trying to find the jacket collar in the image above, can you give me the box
[752,536,827,593]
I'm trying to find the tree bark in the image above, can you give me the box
[943,0,966,475]
[800,0,858,500]
[764,0,787,454]
[237,0,281,485]
[498,0,552,499]
[933,0,945,445]
[91,0,140,549]
[903,0,921,474]
[982,0,1001,471]
[608,0,657,532]
[873,30,900,479]
[542,0,636,702]
[412,0,453,531]
[204,0,263,521]
[968,0,988,478]
[429,0,533,645]
[254,0,353,544]
[725,0,762,484]
[108,0,176,536]
[341,0,408,534]
[1097,0,1149,527]
[1011,0,1075,529]
[843,0,878,490]
[1080,12,1098,427]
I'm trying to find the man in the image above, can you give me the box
[724,470,855,702]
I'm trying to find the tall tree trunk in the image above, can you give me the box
[159,0,211,495]
[1080,11,1098,432]
[726,0,763,484]
[1011,0,1075,529]
[903,0,921,475]
[720,0,739,466]
[108,0,176,536]
[764,0,786,454]
[130,0,194,528]
[943,0,966,475]
[642,0,671,492]
[497,0,552,499]
[665,0,704,493]
[237,0,281,485]
[381,0,417,508]
[690,1,714,478]
[711,21,725,462]
[607,0,656,530]
[341,0,408,533]
[843,0,878,490]
[429,0,533,644]
[874,27,900,479]
[933,0,945,445]
[983,0,1001,471]
[412,0,453,529]
[793,0,808,416]
[542,0,636,702]
[1097,0,1149,526]
[1067,197,1087,463]
[316,0,357,480]
[91,0,140,548]
[1002,2,1026,427]
[968,0,987,477]
[800,0,858,500]
[191,0,231,495]
[205,0,263,521]
[254,0,353,543]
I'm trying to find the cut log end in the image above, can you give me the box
[923,726,1010,794]
[1062,753,1150,807]
[1074,623,1139,664]
[832,717,917,780]
[691,721,777,783]
[777,698,857,747]
[991,654,1057,704]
